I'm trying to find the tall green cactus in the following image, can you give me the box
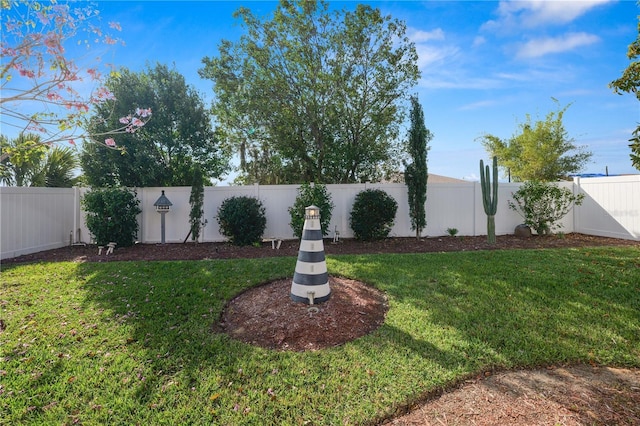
[480,156,498,244]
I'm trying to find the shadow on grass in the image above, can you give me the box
[69,255,482,423]
[59,247,640,424]
[330,248,640,368]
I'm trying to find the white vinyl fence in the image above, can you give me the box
[1,176,638,260]
[1,187,80,260]
[574,175,640,240]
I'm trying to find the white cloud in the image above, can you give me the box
[518,0,612,26]
[472,36,486,48]
[407,26,459,71]
[415,44,459,69]
[557,88,596,97]
[409,28,445,43]
[516,32,600,58]
[483,0,613,31]
[494,72,532,82]
[458,100,499,111]
[418,73,505,90]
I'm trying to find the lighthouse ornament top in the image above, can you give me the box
[290,205,331,304]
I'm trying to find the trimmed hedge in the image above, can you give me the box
[217,196,267,246]
[349,189,398,241]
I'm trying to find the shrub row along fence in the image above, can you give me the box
[1,176,638,260]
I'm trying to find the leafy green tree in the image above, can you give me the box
[36,146,81,187]
[1,134,80,187]
[189,165,205,243]
[81,63,230,187]
[404,96,432,239]
[200,0,419,184]
[0,139,9,184]
[0,134,47,186]
[509,181,584,235]
[288,183,334,238]
[609,12,640,170]
[479,101,591,181]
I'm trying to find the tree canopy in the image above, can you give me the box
[0,134,47,186]
[199,0,419,184]
[0,133,80,187]
[80,63,230,187]
[609,12,640,170]
[479,102,592,182]
[404,96,432,239]
[0,1,149,161]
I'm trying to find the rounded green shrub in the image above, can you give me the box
[509,181,584,235]
[288,183,334,238]
[349,189,398,241]
[217,196,266,246]
[82,188,141,247]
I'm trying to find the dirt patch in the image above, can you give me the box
[385,365,640,426]
[3,233,639,425]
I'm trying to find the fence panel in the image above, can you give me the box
[426,182,477,236]
[574,176,640,240]
[1,187,77,260]
[2,178,637,260]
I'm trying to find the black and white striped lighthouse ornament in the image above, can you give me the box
[290,205,330,304]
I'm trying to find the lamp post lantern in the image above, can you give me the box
[290,205,330,305]
[153,190,173,244]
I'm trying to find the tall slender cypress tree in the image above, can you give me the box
[405,96,432,239]
[189,164,205,243]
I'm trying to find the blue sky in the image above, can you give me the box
[45,1,640,181]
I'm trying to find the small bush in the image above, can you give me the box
[349,189,398,241]
[288,183,334,238]
[446,227,459,237]
[82,188,141,247]
[217,196,266,246]
[509,181,584,235]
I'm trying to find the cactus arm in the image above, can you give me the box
[480,159,488,213]
[491,156,498,215]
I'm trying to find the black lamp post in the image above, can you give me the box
[153,190,173,244]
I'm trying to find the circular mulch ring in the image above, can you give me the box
[217,276,388,351]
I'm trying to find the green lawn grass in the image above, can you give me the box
[1,247,639,425]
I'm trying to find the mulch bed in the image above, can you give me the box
[3,233,638,264]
